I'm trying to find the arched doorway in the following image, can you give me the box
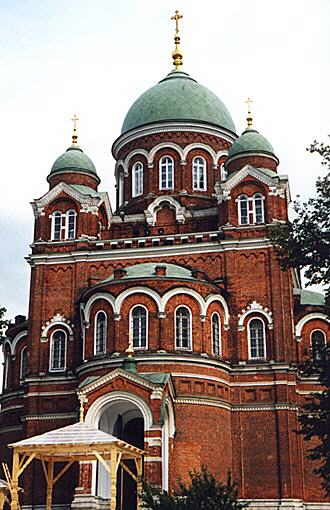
[97,399,144,509]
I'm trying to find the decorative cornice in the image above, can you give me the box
[238,301,273,330]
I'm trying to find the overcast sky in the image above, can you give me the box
[1,0,329,320]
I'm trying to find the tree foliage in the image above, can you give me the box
[270,138,330,310]
[140,467,248,510]
[271,138,330,494]
[0,307,9,340]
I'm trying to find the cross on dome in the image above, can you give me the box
[171,10,183,70]
[245,97,254,129]
[71,113,79,145]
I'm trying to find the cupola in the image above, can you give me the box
[47,115,100,190]
[225,100,279,174]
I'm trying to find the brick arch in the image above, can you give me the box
[10,330,28,356]
[205,295,229,327]
[161,288,205,315]
[148,142,184,165]
[84,292,116,323]
[115,287,161,315]
[182,143,217,165]
[295,313,329,339]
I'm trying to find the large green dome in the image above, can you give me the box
[121,71,236,134]
[49,145,98,178]
[228,128,275,159]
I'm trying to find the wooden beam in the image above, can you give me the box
[10,450,20,510]
[46,461,54,510]
[92,451,111,475]
[18,453,36,478]
[53,461,75,485]
[120,461,137,482]
[110,449,117,510]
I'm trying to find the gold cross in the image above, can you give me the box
[77,392,88,423]
[171,10,183,34]
[245,97,253,114]
[71,114,79,131]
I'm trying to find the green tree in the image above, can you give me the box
[271,138,330,495]
[0,307,9,340]
[270,138,330,309]
[141,467,248,510]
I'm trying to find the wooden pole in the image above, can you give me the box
[136,457,143,510]
[46,461,54,510]
[10,451,20,510]
[110,449,117,510]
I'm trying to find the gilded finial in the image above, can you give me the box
[78,392,88,423]
[71,114,79,145]
[245,97,253,129]
[171,10,183,70]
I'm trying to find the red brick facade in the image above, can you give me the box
[1,110,329,510]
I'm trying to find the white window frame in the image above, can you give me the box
[118,172,124,207]
[20,346,28,380]
[49,329,67,372]
[211,312,221,356]
[310,329,326,360]
[94,311,107,355]
[132,162,143,197]
[130,305,148,349]
[237,193,265,225]
[159,156,174,190]
[248,317,266,360]
[65,209,77,239]
[192,156,207,191]
[51,210,77,241]
[3,350,10,390]
[175,305,192,350]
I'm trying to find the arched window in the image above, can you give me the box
[94,311,107,355]
[192,157,207,191]
[132,162,143,197]
[175,306,191,350]
[212,313,221,356]
[237,194,265,225]
[118,172,124,207]
[50,330,66,371]
[20,346,28,379]
[311,330,326,361]
[159,156,174,190]
[131,306,147,349]
[248,318,266,359]
[51,210,77,241]
[3,348,10,390]
[254,193,264,224]
[66,210,76,239]
[238,195,249,225]
[51,211,62,240]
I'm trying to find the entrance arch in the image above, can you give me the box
[85,392,153,509]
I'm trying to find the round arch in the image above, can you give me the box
[84,390,154,430]
[205,295,230,327]
[148,142,184,165]
[124,148,149,170]
[161,287,205,315]
[11,330,28,355]
[115,286,161,315]
[295,312,329,338]
[84,292,116,323]
[182,143,217,165]
[41,321,74,340]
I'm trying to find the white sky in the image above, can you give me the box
[1,0,329,320]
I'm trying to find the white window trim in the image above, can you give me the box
[211,312,221,356]
[94,311,107,356]
[132,162,143,197]
[159,156,174,190]
[247,317,266,360]
[51,210,77,241]
[3,351,10,390]
[236,193,265,226]
[130,304,148,350]
[192,156,207,191]
[65,209,77,240]
[20,346,28,380]
[118,172,124,207]
[175,305,192,351]
[49,329,67,372]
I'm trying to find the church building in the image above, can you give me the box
[1,11,329,510]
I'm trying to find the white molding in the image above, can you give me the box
[145,195,187,225]
[149,142,184,164]
[182,143,217,165]
[205,294,230,327]
[11,330,28,355]
[175,304,193,350]
[130,304,148,349]
[84,389,154,429]
[41,314,74,341]
[295,313,329,338]
[238,301,273,329]
[115,287,161,314]
[247,316,267,361]
[84,293,116,323]
[112,121,237,158]
[161,288,205,315]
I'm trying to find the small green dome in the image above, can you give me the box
[121,71,236,134]
[228,128,275,159]
[50,145,98,177]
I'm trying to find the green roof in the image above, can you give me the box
[228,128,275,159]
[49,145,98,178]
[297,289,325,306]
[71,184,101,197]
[102,262,196,283]
[121,70,236,134]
